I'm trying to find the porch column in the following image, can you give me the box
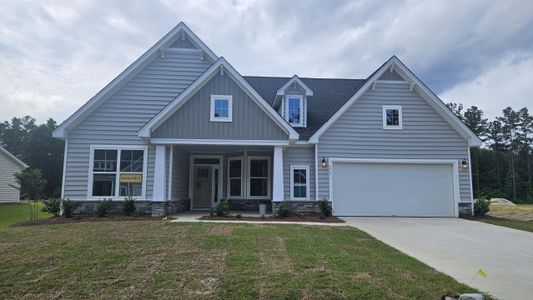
[153,145,166,201]
[272,146,284,201]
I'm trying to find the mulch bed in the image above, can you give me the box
[11,215,168,227]
[199,214,345,223]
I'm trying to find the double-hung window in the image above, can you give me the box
[290,165,309,200]
[90,146,147,198]
[286,95,303,126]
[383,105,402,129]
[248,156,270,198]
[210,95,232,122]
[228,157,243,198]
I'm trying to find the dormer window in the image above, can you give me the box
[286,95,303,127]
[210,95,232,122]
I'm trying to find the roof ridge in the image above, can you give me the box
[243,75,365,81]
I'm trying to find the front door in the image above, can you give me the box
[193,166,212,209]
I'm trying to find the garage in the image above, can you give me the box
[331,160,458,217]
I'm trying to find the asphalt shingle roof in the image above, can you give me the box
[244,76,367,140]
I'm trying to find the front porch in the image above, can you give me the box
[151,143,286,216]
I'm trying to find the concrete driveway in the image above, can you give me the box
[342,217,533,300]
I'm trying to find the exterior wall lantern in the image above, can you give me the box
[460,158,468,171]
[321,157,328,169]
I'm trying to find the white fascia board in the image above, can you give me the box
[140,58,300,141]
[0,145,28,168]
[150,138,289,146]
[52,22,218,139]
[309,56,483,147]
[276,75,314,96]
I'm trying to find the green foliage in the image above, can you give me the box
[62,199,76,218]
[216,199,231,217]
[318,198,332,217]
[11,169,46,200]
[275,202,295,218]
[122,196,136,216]
[42,198,61,217]
[96,199,113,217]
[474,197,490,216]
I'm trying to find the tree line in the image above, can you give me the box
[446,103,533,203]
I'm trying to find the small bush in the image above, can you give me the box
[216,199,231,217]
[474,197,490,216]
[62,199,76,218]
[318,198,332,218]
[42,198,61,217]
[276,203,294,218]
[123,196,136,216]
[96,199,113,217]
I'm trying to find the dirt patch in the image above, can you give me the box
[199,215,344,223]
[11,215,169,227]
[207,226,234,236]
[257,236,293,274]
[487,204,533,221]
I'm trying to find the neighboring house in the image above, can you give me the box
[0,146,28,203]
[53,22,481,217]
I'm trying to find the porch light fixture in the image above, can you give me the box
[461,158,468,171]
[321,157,328,169]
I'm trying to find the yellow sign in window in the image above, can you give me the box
[120,174,142,183]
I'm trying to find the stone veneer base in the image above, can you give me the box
[73,199,191,217]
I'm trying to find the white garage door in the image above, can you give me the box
[332,162,456,217]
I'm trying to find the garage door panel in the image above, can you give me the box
[332,162,455,217]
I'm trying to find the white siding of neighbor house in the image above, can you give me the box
[317,82,472,203]
[283,146,316,200]
[0,152,24,203]
[63,49,211,200]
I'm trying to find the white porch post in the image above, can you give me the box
[153,145,166,201]
[273,146,284,201]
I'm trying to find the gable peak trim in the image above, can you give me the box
[276,75,314,97]
[0,145,28,168]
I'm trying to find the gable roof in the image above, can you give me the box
[0,146,28,169]
[307,56,483,147]
[276,75,314,97]
[245,76,366,140]
[138,58,300,140]
[52,22,218,139]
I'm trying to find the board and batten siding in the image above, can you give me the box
[171,146,189,200]
[63,50,211,200]
[152,73,288,140]
[0,152,24,203]
[317,82,472,203]
[283,146,316,200]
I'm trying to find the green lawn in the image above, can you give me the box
[472,204,533,233]
[479,217,533,233]
[0,221,482,299]
[0,202,51,227]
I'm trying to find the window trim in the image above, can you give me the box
[210,95,233,122]
[246,156,271,199]
[87,145,148,200]
[227,156,244,199]
[285,95,304,127]
[290,165,310,200]
[382,105,403,129]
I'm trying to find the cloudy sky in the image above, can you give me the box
[1,0,532,123]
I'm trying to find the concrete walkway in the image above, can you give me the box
[342,217,533,300]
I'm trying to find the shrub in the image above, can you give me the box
[216,199,231,217]
[276,202,294,218]
[96,199,113,217]
[318,198,332,218]
[42,198,61,217]
[123,196,136,216]
[62,199,76,218]
[474,197,490,216]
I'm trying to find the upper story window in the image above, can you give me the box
[383,105,402,129]
[286,95,303,127]
[210,95,232,122]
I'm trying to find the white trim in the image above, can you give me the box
[289,165,310,200]
[382,105,403,129]
[227,156,244,199]
[468,147,474,216]
[87,145,148,201]
[151,138,289,146]
[167,145,173,200]
[53,22,218,139]
[328,158,460,217]
[153,145,166,201]
[0,145,28,168]
[189,154,223,209]
[60,139,68,199]
[276,75,314,96]
[210,95,233,122]
[272,146,284,201]
[375,80,409,85]
[247,155,271,199]
[314,144,319,200]
[285,95,304,127]
[308,56,483,147]
[138,58,299,140]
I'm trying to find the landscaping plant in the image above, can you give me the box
[318,198,333,218]
[474,197,490,216]
[42,198,61,217]
[123,196,136,216]
[96,199,113,217]
[216,199,231,217]
[62,199,76,218]
[276,202,294,218]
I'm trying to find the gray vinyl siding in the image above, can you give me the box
[0,153,23,203]
[63,49,211,200]
[283,146,316,200]
[317,82,472,203]
[152,73,288,140]
[171,146,189,200]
